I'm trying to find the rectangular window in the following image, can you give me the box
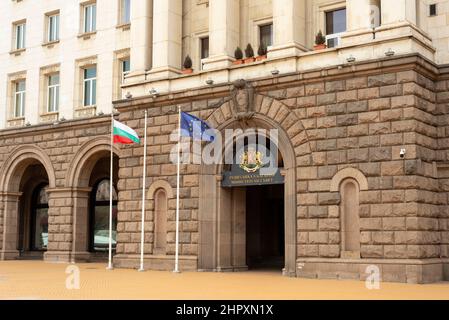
[15,23,26,49]
[83,67,97,106]
[429,4,437,16]
[121,59,130,83]
[48,14,60,42]
[14,80,26,117]
[121,0,131,24]
[325,8,347,48]
[200,37,209,60]
[84,3,97,33]
[259,23,273,47]
[47,74,60,112]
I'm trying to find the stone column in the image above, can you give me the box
[232,188,247,271]
[0,192,22,260]
[282,168,297,277]
[44,188,75,263]
[71,188,92,262]
[148,0,182,79]
[129,0,153,81]
[268,0,307,59]
[341,0,378,45]
[202,0,240,71]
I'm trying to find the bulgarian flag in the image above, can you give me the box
[113,120,140,144]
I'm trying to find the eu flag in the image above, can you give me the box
[180,112,215,142]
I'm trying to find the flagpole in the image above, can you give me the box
[107,112,114,270]
[174,106,181,273]
[138,110,148,272]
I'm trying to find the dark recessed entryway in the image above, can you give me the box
[246,184,284,270]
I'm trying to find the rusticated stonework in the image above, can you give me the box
[1,54,449,283]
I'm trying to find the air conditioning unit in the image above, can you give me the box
[325,33,343,48]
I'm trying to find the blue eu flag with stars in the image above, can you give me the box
[180,112,215,142]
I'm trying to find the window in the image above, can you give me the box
[15,22,26,50]
[47,74,60,112]
[259,23,273,47]
[90,179,117,252]
[14,80,26,117]
[83,3,97,33]
[120,0,131,24]
[200,37,209,60]
[121,58,130,83]
[325,8,346,48]
[83,66,97,106]
[47,14,60,42]
[429,4,437,16]
[31,184,49,251]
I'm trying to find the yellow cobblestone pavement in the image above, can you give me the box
[0,261,448,300]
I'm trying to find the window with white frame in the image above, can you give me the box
[14,80,26,117]
[325,8,346,48]
[120,0,131,24]
[83,66,97,106]
[83,3,97,33]
[15,22,26,50]
[121,58,130,83]
[47,13,60,42]
[47,74,60,112]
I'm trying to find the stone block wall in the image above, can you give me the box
[0,53,448,282]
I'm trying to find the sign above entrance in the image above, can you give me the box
[222,150,284,187]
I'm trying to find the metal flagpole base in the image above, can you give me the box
[173,269,181,274]
[106,265,114,271]
[138,268,145,272]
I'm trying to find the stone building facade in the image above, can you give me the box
[1,0,449,284]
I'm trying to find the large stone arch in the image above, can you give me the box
[66,136,121,188]
[0,145,56,192]
[198,92,310,276]
[64,137,121,261]
[0,145,56,260]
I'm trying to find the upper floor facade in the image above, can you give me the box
[1,0,449,129]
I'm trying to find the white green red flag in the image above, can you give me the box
[113,120,140,144]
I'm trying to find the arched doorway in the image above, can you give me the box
[29,184,49,252]
[66,138,120,262]
[17,165,50,259]
[0,145,55,261]
[90,179,118,253]
[199,114,297,276]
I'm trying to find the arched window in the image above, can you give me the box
[340,179,360,257]
[90,179,118,252]
[31,184,49,251]
[153,188,168,254]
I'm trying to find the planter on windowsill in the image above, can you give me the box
[243,57,255,64]
[182,68,193,74]
[256,55,267,61]
[232,59,244,65]
[313,44,327,51]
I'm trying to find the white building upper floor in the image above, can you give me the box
[1,0,449,129]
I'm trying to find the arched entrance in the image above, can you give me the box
[66,138,120,262]
[198,114,297,276]
[0,145,55,260]
[89,178,118,253]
